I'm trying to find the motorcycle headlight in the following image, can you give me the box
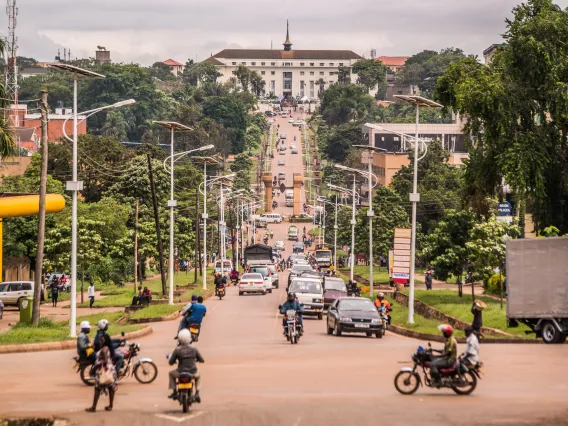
[339,317,352,322]
[371,318,382,324]
[137,343,141,351]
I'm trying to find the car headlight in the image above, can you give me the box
[313,298,322,303]
[339,317,352,322]
[371,318,382,324]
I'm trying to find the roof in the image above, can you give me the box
[483,43,508,56]
[163,59,184,67]
[376,56,409,67]
[20,67,49,75]
[202,57,225,65]
[210,49,363,61]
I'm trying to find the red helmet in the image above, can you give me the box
[438,324,453,338]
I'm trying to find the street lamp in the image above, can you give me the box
[393,95,442,323]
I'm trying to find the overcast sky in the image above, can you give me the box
[4,0,568,65]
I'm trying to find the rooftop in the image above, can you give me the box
[210,49,363,61]
[163,59,184,67]
[376,56,409,67]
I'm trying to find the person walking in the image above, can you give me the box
[51,282,59,307]
[88,282,96,309]
[425,265,434,290]
[86,334,117,413]
[471,300,485,333]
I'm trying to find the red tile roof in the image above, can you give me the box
[211,49,363,60]
[163,59,183,67]
[376,56,409,67]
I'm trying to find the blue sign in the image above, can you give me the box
[497,202,512,216]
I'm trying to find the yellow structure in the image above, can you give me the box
[263,173,273,213]
[0,194,66,277]
[293,173,303,217]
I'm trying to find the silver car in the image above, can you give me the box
[0,281,34,307]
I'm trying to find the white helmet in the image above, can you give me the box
[178,329,192,345]
[97,319,109,331]
[79,320,91,330]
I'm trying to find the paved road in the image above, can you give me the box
[1,114,568,425]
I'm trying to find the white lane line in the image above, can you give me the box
[155,411,206,423]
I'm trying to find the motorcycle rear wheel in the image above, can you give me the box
[394,371,420,395]
[79,365,96,386]
[451,371,477,395]
[134,361,158,384]
[181,392,189,413]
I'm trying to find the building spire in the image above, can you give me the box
[283,19,292,51]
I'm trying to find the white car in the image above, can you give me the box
[290,144,296,150]
[279,149,286,155]
[291,148,298,154]
[288,277,325,320]
[0,281,34,308]
[268,264,279,289]
[288,118,294,123]
[278,159,285,166]
[275,240,285,249]
[239,273,267,296]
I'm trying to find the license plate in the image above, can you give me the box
[304,305,311,309]
[249,283,253,286]
[178,383,193,389]
[355,324,370,328]
[190,328,199,333]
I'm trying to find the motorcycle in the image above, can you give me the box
[189,322,201,342]
[230,276,238,286]
[394,343,481,395]
[216,284,226,300]
[377,305,390,332]
[272,200,278,209]
[166,354,200,413]
[74,337,158,386]
[284,309,301,344]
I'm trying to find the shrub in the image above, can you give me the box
[485,273,505,295]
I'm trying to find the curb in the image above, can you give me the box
[388,324,539,344]
[0,326,154,355]
[129,310,180,324]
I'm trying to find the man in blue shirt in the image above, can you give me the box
[280,292,304,335]
[178,295,207,333]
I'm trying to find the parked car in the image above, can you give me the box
[327,298,384,338]
[279,149,286,155]
[238,273,267,296]
[322,277,348,309]
[0,281,34,308]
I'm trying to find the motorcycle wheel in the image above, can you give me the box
[394,371,420,395]
[451,371,477,395]
[219,295,223,300]
[79,366,96,386]
[181,392,189,413]
[134,361,158,384]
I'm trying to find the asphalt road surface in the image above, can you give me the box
[1,113,568,425]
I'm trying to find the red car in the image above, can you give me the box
[323,277,348,309]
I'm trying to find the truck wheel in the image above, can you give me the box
[542,321,562,344]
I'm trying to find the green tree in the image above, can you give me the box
[232,65,252,91]
[148,61,176,81]
[320,84,375,126]
[101,110,134,140]
[324,122,367,163]
[250,71,266,96]
[202,96,247,153]
[352,59,388,93]
[336,65,351,85]
[183,62,221,86]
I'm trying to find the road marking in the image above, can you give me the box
[155,411,206,423]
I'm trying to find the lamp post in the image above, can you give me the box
[393,95,442,323]
[60,90,136,338]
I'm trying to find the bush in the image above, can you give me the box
[485,273,505,295]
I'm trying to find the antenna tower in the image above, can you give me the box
[5,0,18,125]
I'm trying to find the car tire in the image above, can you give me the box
[376,330,383,339]
[262,291,267,295]
[327,322,333,335]
[239,291,243,296]
[334,322,342,337]
[318,313,323,320]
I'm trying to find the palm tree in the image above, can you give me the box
[101,110,132,140]
[0,38,16,157]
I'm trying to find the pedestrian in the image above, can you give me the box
[88,282,96,309]
[425,265,434,290]
[40,282,45,303]
[471,300,485,333]
[0,299,4,320]
[51,282,59,307]
[85,335,117,413]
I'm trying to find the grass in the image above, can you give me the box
[0,312,143,346]
[129,304,181,320]
[410,290,531,338]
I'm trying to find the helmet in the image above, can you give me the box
[178,329,192,345]
[287,292,295,302]
[438,324,453,338]
[97,319,109,331]
[377,292,385,300]
[79,320,91,330]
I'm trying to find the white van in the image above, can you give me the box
[284,189,294,199]
[214,259,233,275]
[288,277,324,320]
[260,213,283,223]
[0,281,34,308]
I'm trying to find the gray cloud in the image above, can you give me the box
[3,0,568,65]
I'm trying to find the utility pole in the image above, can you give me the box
[194,189,200,282]
[32,89,48,326]
[147,154,167,295]
[134,199,139,291]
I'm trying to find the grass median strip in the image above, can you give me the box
[129,304,181,320]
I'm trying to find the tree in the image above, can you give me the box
[320,84,375,126]
[101,110,133,140]
[202,96,247,153]
[323,122,367,163]
[352,59,388,93]
[316,78,326,98]
[435,0,568,234]
[337,65,351,85]
[232,65,252,91]
[422,209,477,283]
[149,61,176,81]
[250,71,266,96]
[183,62,221,86]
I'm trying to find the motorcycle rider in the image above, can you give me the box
[229,267,239,284]
[168,329,205,402]
[94,319,124,374]
[279,292,304,335]
[178,296,207,333]
[374,293,392,325]
[77,320,96,364]
[214,273,224,295]
[430,324,458,387]
[460,326,480,368]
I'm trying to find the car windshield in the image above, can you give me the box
[325,280,347,291]
[215,261,232,268]
[268,265,276,273]
[250,267,269,277]
[290,281,322,294]
[242,273,262,281]
[339,299,376,312]
[293,265,312,272]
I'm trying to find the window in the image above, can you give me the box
[320,63,324,66]
[271,71,275,75]
[261,71,265,75]
[284,62,292,66]
[251,62,256,65]
[310,81,315,98]
[241,62,246,65]
[339,63,344,66]
[300,80,305,97]
[271,62,276,66]
[310,71,314,76]
[8,283,22,292]
[22,283,32,290]
[300,63,305,66]
[329,63,334,66]
[261,62,266,65]
[270,80,276,92]
[329,71,334,75]
[320,72,324,76]
[300,71,304,75]
[232,62,237,66]
[310,63,314,66]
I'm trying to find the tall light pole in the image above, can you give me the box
[51,63,105,337]
[393,95,442,323]
[353,144,387,298]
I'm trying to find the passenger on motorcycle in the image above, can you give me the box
[430,324,458,386]
[279,292,304,334]
[168,329,205,402]
[214,273,225,295]
[94,319,124,374]
[374,293,392,324]
[460,326,480,368]
[77,320,95,364]
[229,268,239,283]
[178,297,207,333]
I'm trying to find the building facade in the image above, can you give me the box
[163,59,184,76]
[203,22,363,99]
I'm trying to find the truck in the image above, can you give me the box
[506,237,568,344]
[288,225,299,241]
[244,243,274,266]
